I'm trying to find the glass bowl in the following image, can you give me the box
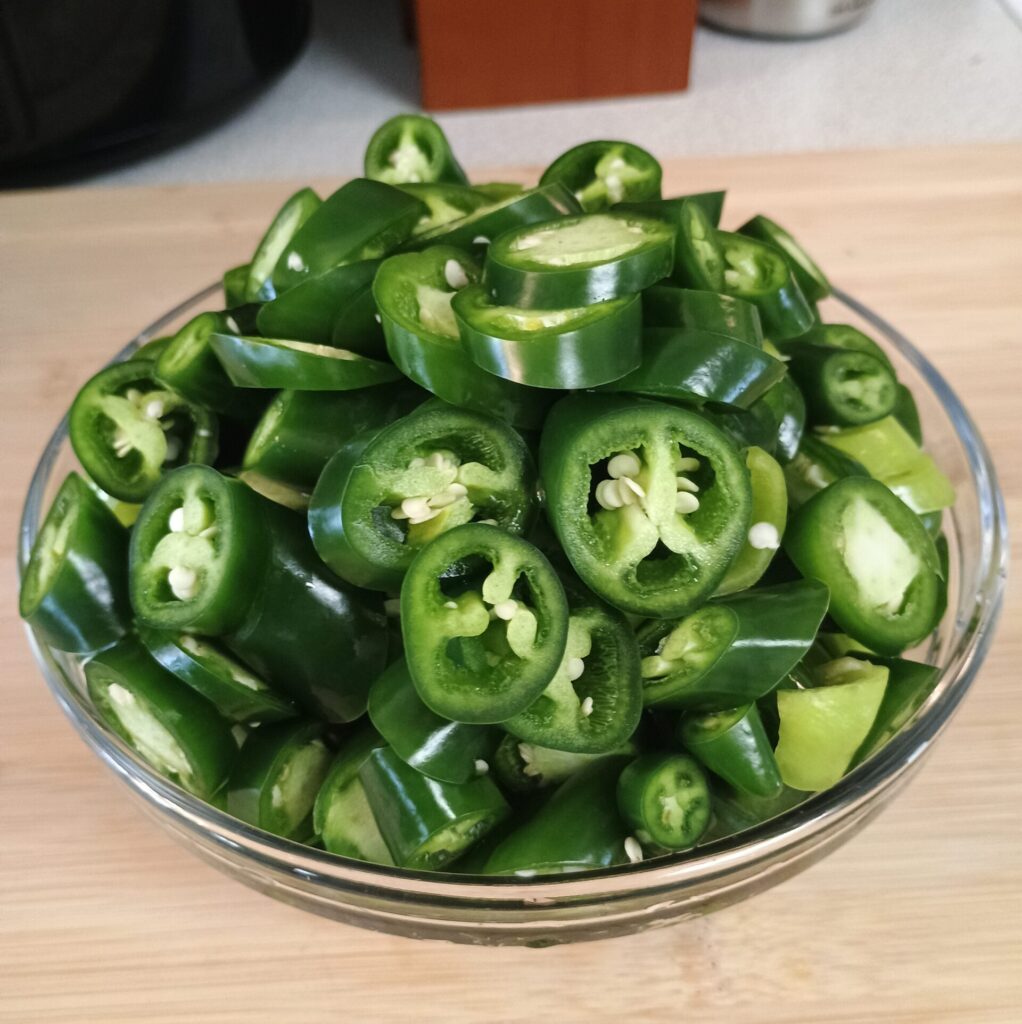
[18,285,1007,947]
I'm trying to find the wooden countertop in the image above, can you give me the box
[1,145,1019,1023]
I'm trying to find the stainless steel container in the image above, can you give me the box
[700,0,876,38]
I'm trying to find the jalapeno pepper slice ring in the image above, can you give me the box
[504,600,643,755]
[400,524,569,724]
[364,114,469,187]
[310,401,535,591]
[69,359,218,503]
[210,333,401,391]
[129,464,267,634]
[539,140,663,212]
[484,212,675,308]
[540,395,752,618]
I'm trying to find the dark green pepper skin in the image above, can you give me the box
[129,465,268,635]
[227,720,332,839]
[399,182,489,236]
[615,191,727,230]
[709,375,807,464]
[242,383,424,491]
[309,400,536,591]
[670,198,725,291]
[364,114,469,186]
[155,311,258,420]
[784,477,941,655]
[600,327,786,409]
[616,752,711,850]
[137,625,297,725]
[783,341,897,427]
[638,579,830,710]
[272,179,427,293]
[368,659,498,784]
[642,285,763,345]
[401,524,569,724]
[540,394,752,618]
[225,499,389,723]
[702,780,807,843]
[484,756,630,875]
[680,703,782,798]
[359,745,510,870]
[894,383,924,446]
[69,359,218,503]
[539,140,663,212]
[737,214,831,304]
[256,260,384,355]
[19,472,130,653]
[86,636,236,801]
[716,231,815,340]
[504,597,643,755]
[850,657,941,767]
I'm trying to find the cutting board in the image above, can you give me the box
[1,144,1020,1023]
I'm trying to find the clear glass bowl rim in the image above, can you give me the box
[18,284,1008,919]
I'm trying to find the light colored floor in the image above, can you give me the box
[85,0,1022,187]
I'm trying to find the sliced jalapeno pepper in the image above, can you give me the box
[364,114,469,186]
[600,326,786,408]
[638,579,829,710]
[133,335,173,361]
[242,383,423,490]
[539,140,663,211]
[411,182,581,251]
[129,464,268,634]
[680,703,782,798]
[137,625,296,724]
[615,190,727,230]
[540,394,752,618]
[782,432,869,509]
[790,322,894,372]
[272,179,426,293]
[484,756,630,875]
[738,214,831,303]
[309,399,535,591]
[399,182,488,236]
[484,212,674,308]
[155,311,259,419]
[716,232,815,340]
[210,332,401,391]
[359,745,510,870]
[504,596,642,755]
[86,636,236,800]
[375,246,550,428]
[491,733,627,794]
[783,341,897,427]
[850,656,941,767]
[222,263,250,308]
[313,726,393,863]
[400,524,569,724]
[69,359,218,502]
[715,446,788,596]
[784,477,942,654]
[255,259,384,355]
[669,198,725,291]
[616,753,711,851]
[702,780,807,842]
[368,659,497,783]
[642,284,763,346]
[227,720,333,839]
[244,186,322,302]
[236,471,311,512]
[470,182,525,202]
[19,472,130,653]
[774,656,888,791]
[224,498,389,722]
[453,283,642,390]
[818,416,955,514]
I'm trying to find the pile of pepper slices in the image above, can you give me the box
[20,116,955,875]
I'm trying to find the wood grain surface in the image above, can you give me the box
[1,145,1019,1024]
